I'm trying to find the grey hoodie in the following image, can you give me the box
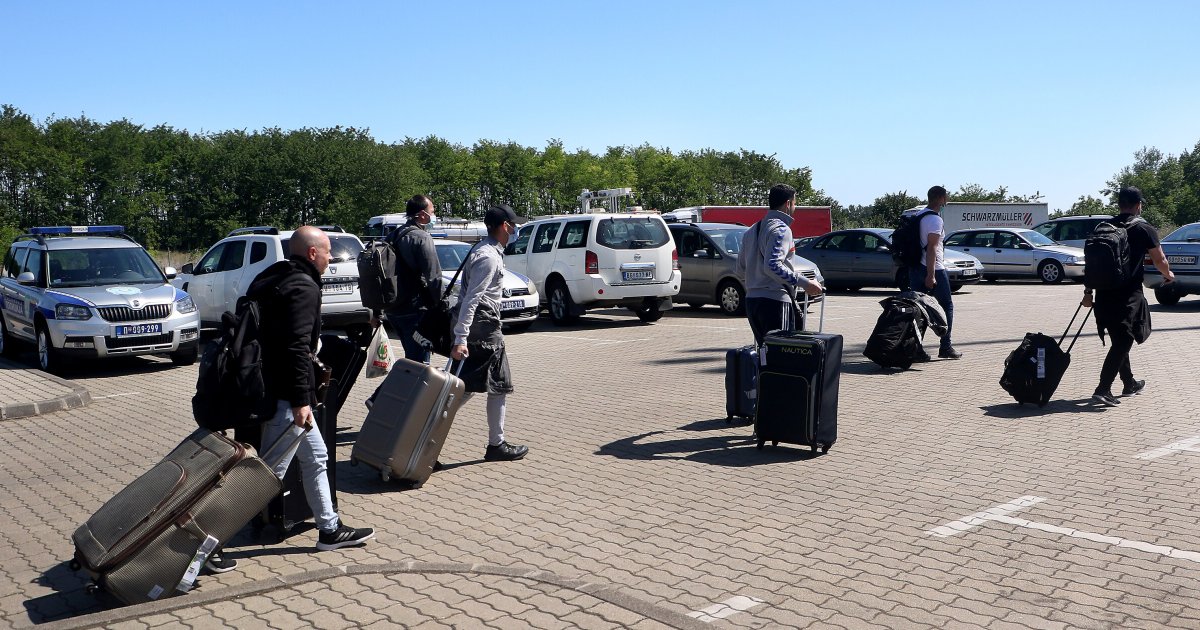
[735,209,813,302]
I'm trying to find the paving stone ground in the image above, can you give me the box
[2,282,1199,629]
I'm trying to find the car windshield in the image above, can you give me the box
[596,217,671,250]
[48,247,164,287]
[876,229,895,243]
[1018,230,1056,247]
[436,242,474,271]
[1163,225,1200,242]
[702,226,749,255]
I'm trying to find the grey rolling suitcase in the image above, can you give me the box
[351,357,465,487]
[71,428,302,605]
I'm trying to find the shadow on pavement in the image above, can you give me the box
[980,398,1107,418]
[840,360,925,376]
[596,424,821,467]
[23,561,107,625]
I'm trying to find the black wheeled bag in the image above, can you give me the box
[71,429,304,605]
[725,344,758,422]
[863,297,930,370]
[235,332,369,540]
[1000,304,1091,406]
[755,294,842,453]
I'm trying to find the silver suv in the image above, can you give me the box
[0,225,201,372]
[1032,215,1113,248]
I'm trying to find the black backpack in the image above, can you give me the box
[1083,217,1144,291]
[357,226,415,310]
[192,298,276,431]
[891,210,937,267]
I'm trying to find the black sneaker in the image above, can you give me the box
[938,347,963,359]
[1092,391,1121,407]
[204,551,237,574]
[316,522,375,551]
[485,441,529,462]
[1121,380,1146,396]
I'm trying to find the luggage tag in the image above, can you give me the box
[176,534,220,593]
[1036,347,1046,379]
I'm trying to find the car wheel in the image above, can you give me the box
[1155,286,1182,306]
[631,302,664,323]
[36,323,60,373]
[1038,260,1064,284]
[547,280,580,326]
[170,344,199,366]
[717,279,745,316]
[0,318,14,357]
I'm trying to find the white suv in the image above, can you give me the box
[504,214,681,325]
[171,226,372,334]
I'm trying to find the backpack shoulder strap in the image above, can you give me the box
[443,241,483,300]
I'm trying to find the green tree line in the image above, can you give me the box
[0,105,829,254]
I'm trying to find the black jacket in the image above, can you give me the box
[247,256,322,407]
[387,219,444,316]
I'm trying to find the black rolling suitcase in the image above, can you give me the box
[755,294,841,453]
[863,296,930,370]
[725,344,758,422]
[1000,304,1091,407]
[236,331,368,540]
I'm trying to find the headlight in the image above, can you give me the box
[55,304,92,320]
[1062,256,1081,264]
[175,295,197,314]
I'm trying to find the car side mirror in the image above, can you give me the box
[693,250,710,258]
[1019,242,1033,250]
[164,266,178,280]
[876,245,890,253]
[16,272,36,286]
[181,262,195,275]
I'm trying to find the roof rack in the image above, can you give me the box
[18,225,138,245]
[227,226,280,237]
[315,225,346,233]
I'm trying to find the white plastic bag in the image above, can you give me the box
[364,326,394,378]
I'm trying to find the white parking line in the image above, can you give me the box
[1134,435,1200,460]
[92,392,142,400]
[687,595,766,622]
[655,323,746,331]
[541,336,652,345]
[928,496,1200,564]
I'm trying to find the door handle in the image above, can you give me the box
[994,249,1002,253]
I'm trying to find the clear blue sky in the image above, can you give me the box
[4,0,1198,212]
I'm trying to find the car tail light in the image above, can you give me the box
[585,250,598,275]
[1144,255,1153,265]
[672,248,680,271]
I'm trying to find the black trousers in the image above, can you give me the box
[1097,327,1135,393]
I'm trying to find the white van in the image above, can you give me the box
[504,214,681,325]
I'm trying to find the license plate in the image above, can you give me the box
[502,300,523,311]
[960,269,977,277]
[115,323,162,337]
[1167,255,1196,265]
[622,271,654,281]
[321,283,354,295]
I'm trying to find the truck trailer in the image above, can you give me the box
[908,202,1049,235]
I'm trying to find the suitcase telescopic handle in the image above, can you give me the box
[444,357,465,377]
[260,423,312,470]
[793,289,827,333]
[1060,303,1093,354]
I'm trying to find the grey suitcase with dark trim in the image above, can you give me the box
[350,357,464,487]
[71,429,289,605]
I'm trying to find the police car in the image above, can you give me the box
[0,226,201,372]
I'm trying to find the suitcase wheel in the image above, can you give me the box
[69,559,81,572]
[772,441,778,447]
[757,439,765,450]
[726,416,733,424]
[85,583,101,595]
[819,444,830,454]
[350,457,359,467]
[380,469,391,483]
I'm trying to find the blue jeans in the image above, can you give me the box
[386,311,431,364]
[261,401,339,533]
[908,266,954,351]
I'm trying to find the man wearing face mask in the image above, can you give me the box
[379,195,444,363]
[450,204,529,462]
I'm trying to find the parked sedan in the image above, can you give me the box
[432,239,539,331]
[944,228,1084,284]
[668,222,824,315]
[797,228,982,292]
[1144,222,1200,306]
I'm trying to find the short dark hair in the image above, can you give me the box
[768,184,796,210]
[1117,186,1144,211]
[405,195,432,217]
[927,186,948,204]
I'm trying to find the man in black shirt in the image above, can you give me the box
[1082,187,1176,406]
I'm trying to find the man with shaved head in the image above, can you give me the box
[210,224,374,570]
